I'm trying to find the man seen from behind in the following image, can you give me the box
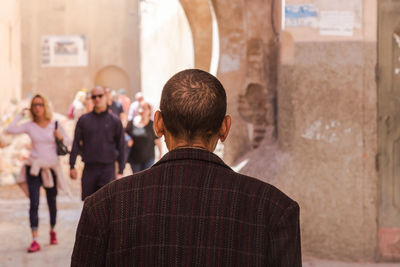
[71,69,301,266]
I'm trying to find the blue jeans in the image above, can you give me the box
[26,166,57,230]
[129,158,154,173]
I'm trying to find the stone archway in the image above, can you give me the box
[162,0,281,163]
[94,65,130,92]
[178,0,214,72]
[207,0,281,163]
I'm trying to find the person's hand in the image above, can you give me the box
[21,108,30,116]
[116,173,123,179]
[70,168,77,180]
[54,129,63,141]
[128,139,134,147]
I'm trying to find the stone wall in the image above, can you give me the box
[20,0,140,113]
[0,0,21,107]
[238,0,379,261]
[212,0,281,164]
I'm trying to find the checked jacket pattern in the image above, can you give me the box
[71,148,301,267]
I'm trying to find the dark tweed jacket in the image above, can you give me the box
[71,148,301,267]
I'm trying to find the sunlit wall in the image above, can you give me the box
[140,0,194,110]
[0,0,21,107]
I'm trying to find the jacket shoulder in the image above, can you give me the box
[76,112,91,124]
[229,170,298,208]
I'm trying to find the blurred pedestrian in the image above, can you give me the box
[105,87,123,120]
[117,88,131,115]
[6,94,70,253]
[127,91,144,121]
[125,101,162,173]
[69,86,125,200]
[71,90,87,121]
[84,89,93,113]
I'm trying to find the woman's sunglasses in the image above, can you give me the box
[31,103,44,107]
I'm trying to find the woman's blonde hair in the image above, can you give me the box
[30,94,53,121]
[75,91,87,103]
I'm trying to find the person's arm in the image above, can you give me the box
[6,111,28,134]
[115,119,125,175]
[71,199,106,267]
[127,103,134,121]
[55,122,71,146]
[69,119,83,178]
[125,120,134,147]
[266,202,302,266]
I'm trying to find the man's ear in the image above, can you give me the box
[218,115,231,142]
[153,110,165,138]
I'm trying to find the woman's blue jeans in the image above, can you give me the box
[26,166,57,230]
[129,158,154,173]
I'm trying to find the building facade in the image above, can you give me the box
[1,0,399,262]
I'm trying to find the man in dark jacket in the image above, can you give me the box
[71,69,302,266]
[69,85,125,200]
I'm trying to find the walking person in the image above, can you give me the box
[69,86,125,200]
[105,87,124,120]
[125,101,162,173]
[72,69,301,266]
[7,94,69,253]
[69,90,87,122]
[127,91,144,121]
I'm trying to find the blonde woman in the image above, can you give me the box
[6,94,69,253]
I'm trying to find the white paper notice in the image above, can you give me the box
[319,11,355,36]
[41,35,88,67]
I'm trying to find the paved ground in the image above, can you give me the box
[0,184,399,267]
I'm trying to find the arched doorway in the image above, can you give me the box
[94,65,130,92]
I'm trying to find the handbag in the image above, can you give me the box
[55,121,69,156]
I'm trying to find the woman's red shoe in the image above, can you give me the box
[27,241,40,253]
[50,230,58,245]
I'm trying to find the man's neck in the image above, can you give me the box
[94,107,107,114]
[166,135,218,153]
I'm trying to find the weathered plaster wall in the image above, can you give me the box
[0,0,21,107]
[211,0,249,164]
[239,0,379,261]
[278,42,377,260]
[21,0,140,113]
[179,0,212,72]
[212,0,280,164]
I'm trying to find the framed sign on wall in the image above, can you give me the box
[41,35,88,67]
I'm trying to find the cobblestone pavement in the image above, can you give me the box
[0,185,399,267]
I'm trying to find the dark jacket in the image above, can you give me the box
[69,109,125,174]
[71,148,302,266]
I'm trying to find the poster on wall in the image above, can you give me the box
[318,0,362,36]
[285,4,318,28]
[41,35,88,67]
[319,11,355,36]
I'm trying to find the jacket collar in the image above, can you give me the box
[92,107,109,116]
[154,148,231,170]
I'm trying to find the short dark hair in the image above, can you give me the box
[160,69,227,143]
